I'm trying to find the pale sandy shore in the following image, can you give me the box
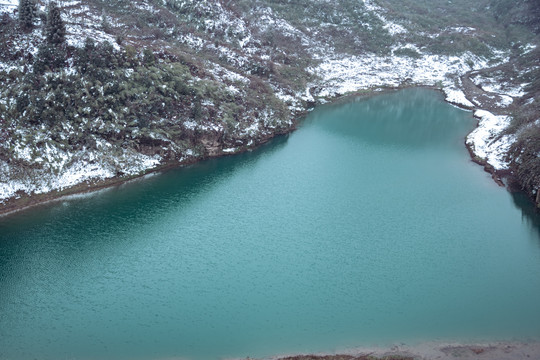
[255,341,540,360]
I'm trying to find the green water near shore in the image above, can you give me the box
[1,89,540,360]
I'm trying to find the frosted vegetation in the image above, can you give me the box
[0,0,539,207]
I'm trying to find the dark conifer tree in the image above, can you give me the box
[143,48,156,66]
[18,0,36,31]
[45,1,65,45]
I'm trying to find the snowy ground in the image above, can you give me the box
[0,0,17,12]
[466,110,515,170]
[2,48,520,205]
[311,52,487,103]
[0,0,532,205]
[471,73,527,98]
[0,150,162,203]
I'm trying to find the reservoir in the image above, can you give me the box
[1,88,540,360]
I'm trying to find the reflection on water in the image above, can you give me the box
[305,90,472,148]
[511,191,540,241]
[1,89,540,360]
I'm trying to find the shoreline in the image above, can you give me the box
[464,136,506,187]
[0,86,422,217]
[0,85,517,217]
[260,340,540,360]
[0,124,295,217]
[2,89,539,359]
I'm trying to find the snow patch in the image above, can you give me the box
[384,22,407,35]
[363,0,407,36]
[472,74,527,98]
[0,147,161,203]
[0,0,17,14]
[497,95,514,107]
[313,52,488,97]
[466,110,513,170]
[444,88,474,108]
[522,43,537,54]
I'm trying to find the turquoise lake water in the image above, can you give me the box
[1,88,540,360]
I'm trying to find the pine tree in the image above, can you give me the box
[18,0,36,31]
[143,48,156,66]
[45,1,65,45]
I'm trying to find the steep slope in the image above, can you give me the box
[0,0,538,211]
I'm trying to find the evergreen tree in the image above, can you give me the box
[45,1,65,45]
[18,0,36,31]
[143,48,156,66]
[192,96,202,121]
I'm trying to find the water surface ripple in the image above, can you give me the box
[1,89,540,360]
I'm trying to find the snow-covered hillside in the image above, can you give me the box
[0,0,538,209]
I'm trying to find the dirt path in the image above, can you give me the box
[460,64,519,116]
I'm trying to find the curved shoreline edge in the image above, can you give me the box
[0,124,292,217]
[0,85,522,217]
